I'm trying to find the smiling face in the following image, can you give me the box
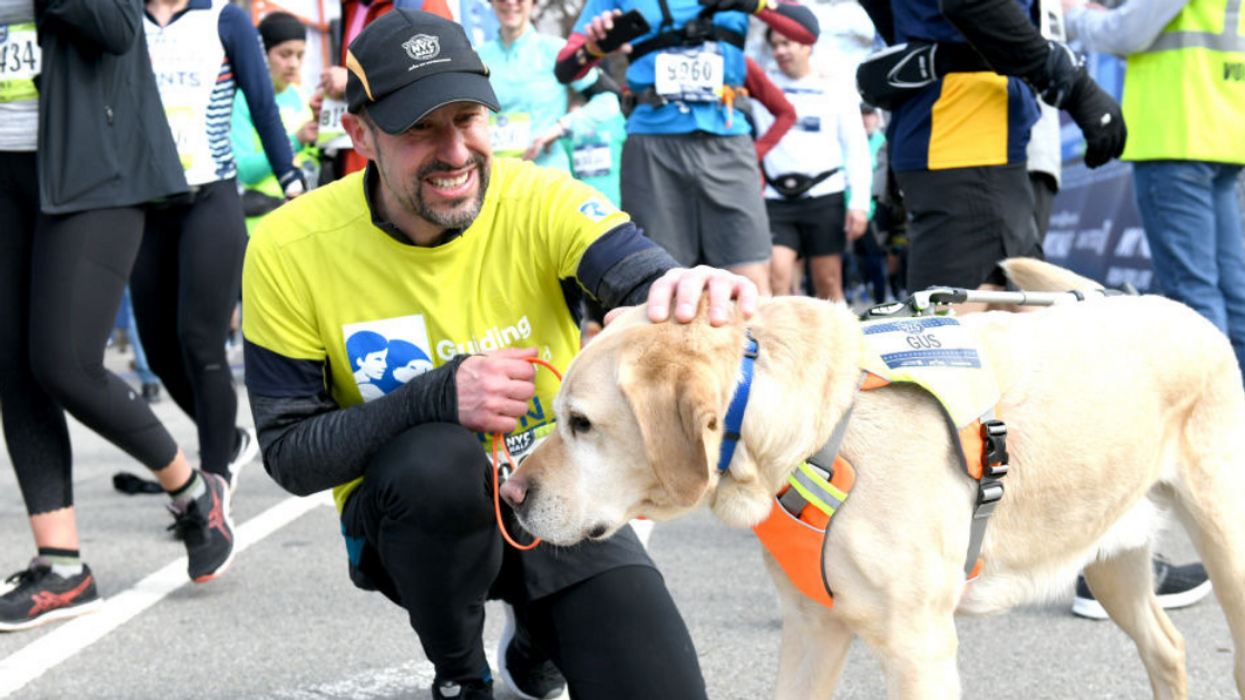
[769,32,812,80]
[347,102,493,245]
[491,0,534,37]
[267,39,306,93]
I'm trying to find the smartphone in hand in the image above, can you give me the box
[596,9,651,53]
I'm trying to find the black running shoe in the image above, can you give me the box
[431,677,493,700]
[0,559,103,632]
[498,603,566,700]
[1072,558,1212,620]
[168,472,235,583]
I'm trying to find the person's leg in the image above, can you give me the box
[28,207,182,476]
[898,166,1014,294]
[24,206,221,585]
[168,181,248,479]
[769,244,800,296]
[0,152,73,524]
[802,193,848,302]
[131,203,197,419]
[620,134,699,267]
[696,135,772,295]
[810,254,846,302]
[1029,171,1057,242]
[1133,161,1226,329]
[524,565,707,700]
[1211,164,1245,385]
[342,423,503,688]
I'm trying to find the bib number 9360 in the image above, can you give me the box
[654,44,724,103]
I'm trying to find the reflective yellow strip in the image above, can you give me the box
[927,73,1009,170]
[787,462,847,517]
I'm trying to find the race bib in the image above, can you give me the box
[0,23,40,103]
[654,43,724,103]
[164,106,199,171]
[316,96,348,147]
[489,112,532,157]
[572,143,612,178]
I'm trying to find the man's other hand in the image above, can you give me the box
[456,347,538,433]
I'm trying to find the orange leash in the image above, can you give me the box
[491,357,563,550]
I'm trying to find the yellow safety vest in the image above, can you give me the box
[1121,0,1245,162]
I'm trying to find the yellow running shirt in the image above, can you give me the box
[242,157,627,511]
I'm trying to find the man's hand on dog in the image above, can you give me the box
[606,265,760,327]
[456,347,538,433]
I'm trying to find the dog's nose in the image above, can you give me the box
[500,473,529,507]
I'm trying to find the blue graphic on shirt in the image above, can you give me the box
[345,329,435,401]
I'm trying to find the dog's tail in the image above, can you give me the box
[998,257,1104,293]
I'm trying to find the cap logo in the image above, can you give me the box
[403,34,440,61]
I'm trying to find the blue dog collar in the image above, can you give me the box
[716,330,758,473]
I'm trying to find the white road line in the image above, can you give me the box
[0,492,333,699]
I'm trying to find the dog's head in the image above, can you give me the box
[500,301,745,545]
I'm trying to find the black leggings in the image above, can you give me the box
[130,179,246,478]
[342,424,707,699]
[0,151,179,516]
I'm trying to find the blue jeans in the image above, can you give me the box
[120,287,160,386]
[1133,160,1245,388]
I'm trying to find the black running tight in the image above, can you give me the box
[0,151,179,516]
[130,179,247,479]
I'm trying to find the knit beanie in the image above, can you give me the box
[259,12,306,52]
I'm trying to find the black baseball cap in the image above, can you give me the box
[345,9,500,135]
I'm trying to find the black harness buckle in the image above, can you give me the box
[982,419,1009,479]
[681,16,714,44]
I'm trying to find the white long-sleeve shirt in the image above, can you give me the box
[1063,0,1192,56]
[752,71,873,210]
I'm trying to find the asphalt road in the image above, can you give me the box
[0,348,1237,699]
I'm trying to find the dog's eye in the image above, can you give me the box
[569,415,592,435]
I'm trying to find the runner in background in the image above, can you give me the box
[558,0,820,296]
[479,0,623,176]
[1,0,236,632]
[752,28,871,301]
[134,0,303,494]
[232,11,321,233]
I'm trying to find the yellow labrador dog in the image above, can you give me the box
[500,259,1245,700]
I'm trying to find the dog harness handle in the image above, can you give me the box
[492,357,563,551]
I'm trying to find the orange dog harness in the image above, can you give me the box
[740,316,1011,608]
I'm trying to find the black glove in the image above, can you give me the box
[279,168,308,198]
[697,0,762,15]
[1032,42,1127,168]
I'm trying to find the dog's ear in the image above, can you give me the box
[618,359,721,508]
